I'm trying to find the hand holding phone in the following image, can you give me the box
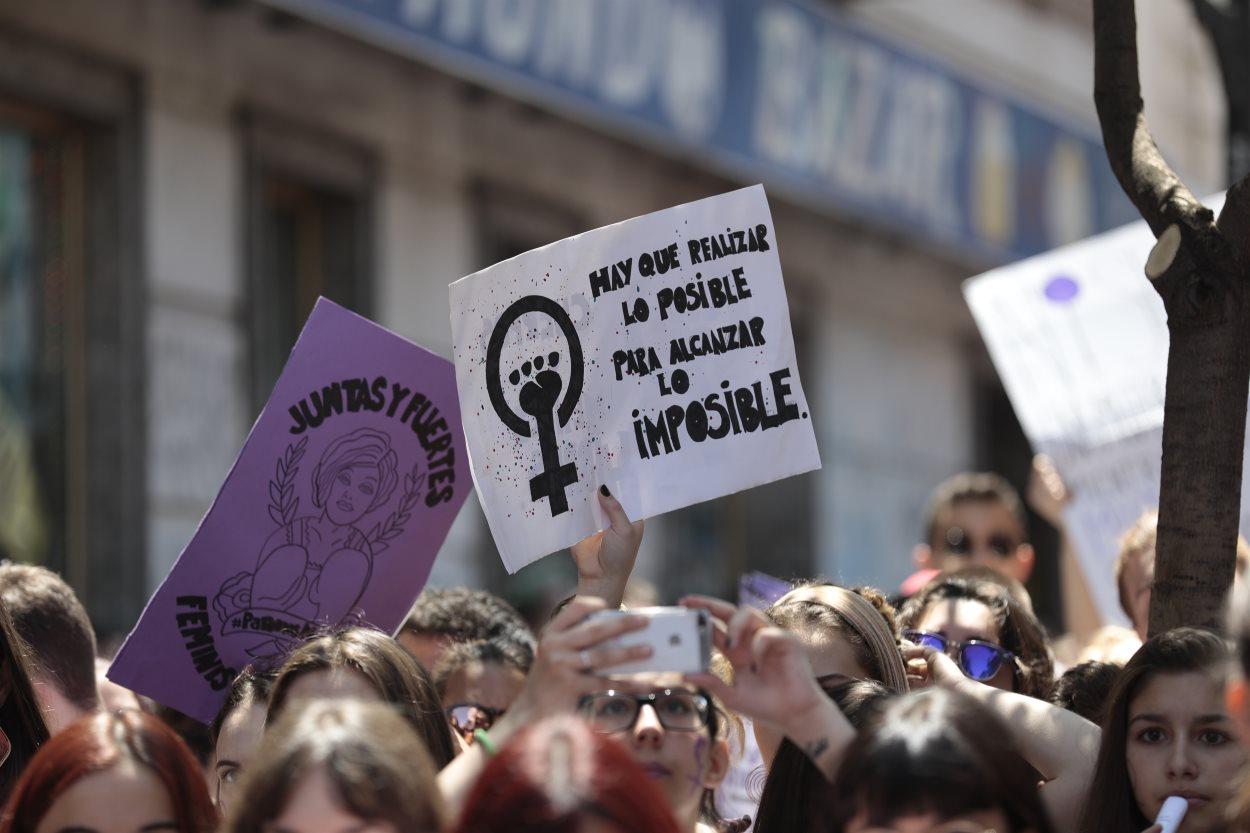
[679,594,856,780]
[680,595,831,727]
[585,607,711,675]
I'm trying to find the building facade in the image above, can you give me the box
[0,0,1224,636]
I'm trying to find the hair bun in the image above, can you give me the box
[852,586,898,638]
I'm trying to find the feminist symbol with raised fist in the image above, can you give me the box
[486,295,584,516]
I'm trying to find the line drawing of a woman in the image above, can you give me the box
[219,427,399,633]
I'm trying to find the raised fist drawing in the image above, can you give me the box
[512,352,563,418]
[485,296,584,518]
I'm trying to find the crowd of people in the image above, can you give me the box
[0,469,1247,833]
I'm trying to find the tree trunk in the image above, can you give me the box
[1148,226,1250,634]
[1094,0,1250,636]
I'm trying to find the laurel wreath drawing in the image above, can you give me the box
[269,437,309,526]
[367,464,425,554]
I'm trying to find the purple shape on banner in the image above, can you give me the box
[738,570,791,611]
[1044,275,1080,303]
[108,299,470,723]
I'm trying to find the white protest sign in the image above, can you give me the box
[964,193,1250,624]
[451,185,821,572]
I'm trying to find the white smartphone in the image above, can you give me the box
[587,606,712,675]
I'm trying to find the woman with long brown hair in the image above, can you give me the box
[1079,628,1245,833]
[829,688,1057,833]
[900,569,1054,699]
[267,626,457,768]
[222,698,443,833]
[905,620,1097,833]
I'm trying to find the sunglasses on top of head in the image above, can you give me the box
[902,629,1016,682]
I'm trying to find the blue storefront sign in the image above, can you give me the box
[259,0,1136,264]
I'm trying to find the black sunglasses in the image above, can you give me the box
[942,526,1019,558]
[903,629,1016,682]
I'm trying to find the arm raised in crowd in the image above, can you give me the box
[907,643,1100,832]
[681,595,855,781]
[438,595,651,815]
[569,487,645,609]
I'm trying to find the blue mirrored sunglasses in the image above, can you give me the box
[903,629,1016,682]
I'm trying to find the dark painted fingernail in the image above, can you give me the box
[600,485,610,497]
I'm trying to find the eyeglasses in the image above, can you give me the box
[941,526,1019,558]
[446,703,505,738]
[902,630,1016,682]
[577,689,711,733]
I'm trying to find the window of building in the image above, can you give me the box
[0,102,84,577]
[244,114,374,411]
[0,31,144,635]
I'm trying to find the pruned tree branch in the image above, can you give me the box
[1219,171,1250,269]
[1146,225,1183,281]
[1093,0,1210,238]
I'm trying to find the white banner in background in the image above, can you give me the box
[963,193,1250,624]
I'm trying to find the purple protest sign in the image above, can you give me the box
[109,299,469,722]
[737,570,791,611]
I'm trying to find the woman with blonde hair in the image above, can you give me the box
[755,582,907,765]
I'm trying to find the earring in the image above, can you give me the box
[0,724,11,768]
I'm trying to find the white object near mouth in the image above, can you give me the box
[1156,794,1189,833]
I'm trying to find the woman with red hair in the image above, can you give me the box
[0,710,216,833]
[450,715,682,833]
